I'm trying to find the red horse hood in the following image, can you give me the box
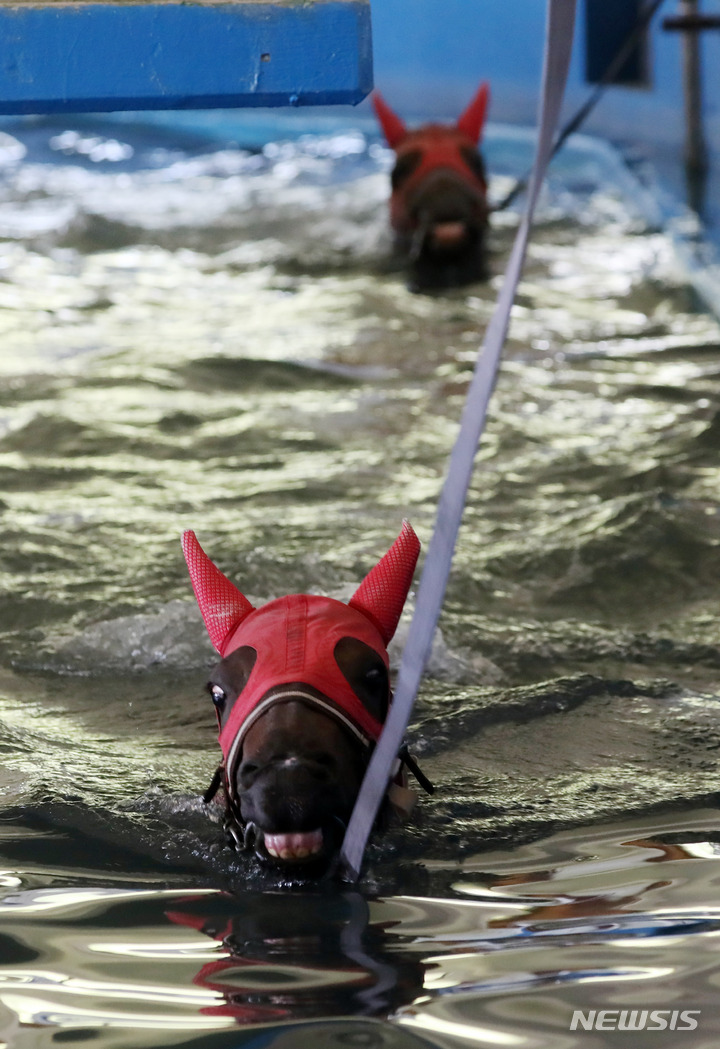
[182,522,421,757]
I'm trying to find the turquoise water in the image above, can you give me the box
[0,113,719,1046]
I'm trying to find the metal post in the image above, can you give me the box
[679,0,708,212]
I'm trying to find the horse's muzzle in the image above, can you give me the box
[226,701,369,870]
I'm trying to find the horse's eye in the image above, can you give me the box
[391,148,423,190]
[209,684,227,711]
[459,145,486,182]
[364,666,386,698]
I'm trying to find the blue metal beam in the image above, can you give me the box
[0,1,373,113]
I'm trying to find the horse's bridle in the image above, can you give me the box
[202,685,434,856]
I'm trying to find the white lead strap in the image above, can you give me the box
[339,0,579,882]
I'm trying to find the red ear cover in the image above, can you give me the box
[182,530,255,653]
[456,81,490,144]
[349,521,420,645]
[372,91,408,149]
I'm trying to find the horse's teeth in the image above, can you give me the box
[264,830,323,860]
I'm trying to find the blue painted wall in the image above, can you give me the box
[367,0,708,148]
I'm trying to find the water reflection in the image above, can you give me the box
[164,891,427,1022]
[0,815,719,1044]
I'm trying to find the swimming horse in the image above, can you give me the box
[183,522,426,874]
[373,83,491,290]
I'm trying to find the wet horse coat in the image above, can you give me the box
[374,83,491,290]
[183,522,420,870]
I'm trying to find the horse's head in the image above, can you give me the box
[374,83,491,289]
[183,522,420,872]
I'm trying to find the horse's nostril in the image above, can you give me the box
[309,753,339,781]
[239,761,259,786]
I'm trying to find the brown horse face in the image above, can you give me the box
[207,638,390,870]
[374,85,491,290]
[391,133,489,290]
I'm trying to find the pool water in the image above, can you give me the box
[0,112,719,1047]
